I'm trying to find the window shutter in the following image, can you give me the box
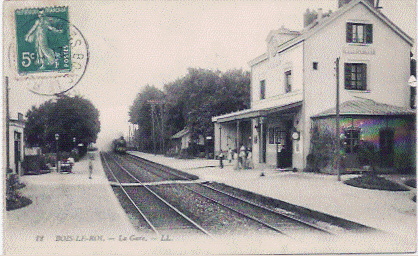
[366,24,373,43]
[362,64,367,90]
[346,23,352,43]
[344,63,351,89]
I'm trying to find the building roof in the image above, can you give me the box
[170,128,190,139]
[312,99,415,118]
[212,101,302,123]
[249,0,414,67]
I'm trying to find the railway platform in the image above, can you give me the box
[128,151,416,251]
[5,150,416,255]
[5,151,140,255]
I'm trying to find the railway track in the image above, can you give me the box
[101,153,213,239]
[121,153,337,237]
[125,153,374,233]
[100,152,363,239]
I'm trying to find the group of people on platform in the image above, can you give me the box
[218,145,253,170]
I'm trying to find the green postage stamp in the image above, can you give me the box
[15,7,71,74]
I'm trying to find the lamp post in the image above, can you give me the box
[335,57,341,181]
[73,137,76,149]
[55,134,59,172]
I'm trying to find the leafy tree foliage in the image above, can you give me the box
[187,68,250,139]
[129,68,250,153]
[128,85,165,151]
[25,95,100,153]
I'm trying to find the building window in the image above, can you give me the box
[285,71,292,93]
[344,63,367,90]
[313,62,318,70]
[268,128,275,144]
[343,128,361,153]
[260,80,266,100]
[346,22,373,44]
[379,128,394,167]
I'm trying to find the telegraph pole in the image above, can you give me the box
[161,103,166,154]
[335,57,341,181]
[5,77,10,172]
[148,100,165,155]
[150,103,156,155]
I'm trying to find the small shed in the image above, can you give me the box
[170,128,205,153]
[170,128,192,153]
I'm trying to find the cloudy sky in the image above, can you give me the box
[3,0,416,150]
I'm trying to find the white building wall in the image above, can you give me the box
[248,2,412,170]
[250,38,305,168]
[214,122,237,155]
[9,121,25,175]
[181,134,190,149]
[252,43,304,111]
[302,3,412,165]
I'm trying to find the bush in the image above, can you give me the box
[308,125,336,172]
[165,147,179,157]
[344,174,409,191]
[178,148,195,159]
[394,152,415,174]
[198,152,206,158]
[6,173,32,210]
[357,141,379,170]
[305,154,320,172]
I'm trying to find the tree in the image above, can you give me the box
[24,95,100,153]
[128,85,165,151]
[129,68,251,155]
[184,68,250,142]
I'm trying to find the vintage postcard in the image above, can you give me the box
[3,0,416,255]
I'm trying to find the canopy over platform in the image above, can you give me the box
[312,99,415,119]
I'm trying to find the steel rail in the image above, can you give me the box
[184,185,288,236]
[120,155,292,236]
[107,153,214,238]
[101,153,160,236]
[127,153,333,235]
[125,154,191,180]
[192,184,333,235]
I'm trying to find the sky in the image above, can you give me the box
[3,0,417,150]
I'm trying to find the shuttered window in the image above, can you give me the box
[346,22,373,44]
[285,71,292,93]
[344,63,367,90]
[260,80,266,100]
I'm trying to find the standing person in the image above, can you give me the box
[239,145,247,169]
[219,151,224,169]
[88,160,93,179]
[227,148,233,163]
[246,150,254,169]
[234,150,240,170]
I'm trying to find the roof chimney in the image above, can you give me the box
[338,0,375,8]
[317,8,323,21]
[303,8,317,27]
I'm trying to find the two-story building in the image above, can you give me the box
[212,0,415,173]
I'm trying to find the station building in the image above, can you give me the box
[7,113,26,176]
[212,0,415,173]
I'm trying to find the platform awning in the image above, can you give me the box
[312,99,415,119]
[212,101,302,123]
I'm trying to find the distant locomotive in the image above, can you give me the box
[112,136,127,154]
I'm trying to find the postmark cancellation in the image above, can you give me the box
[10,6,89,96]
